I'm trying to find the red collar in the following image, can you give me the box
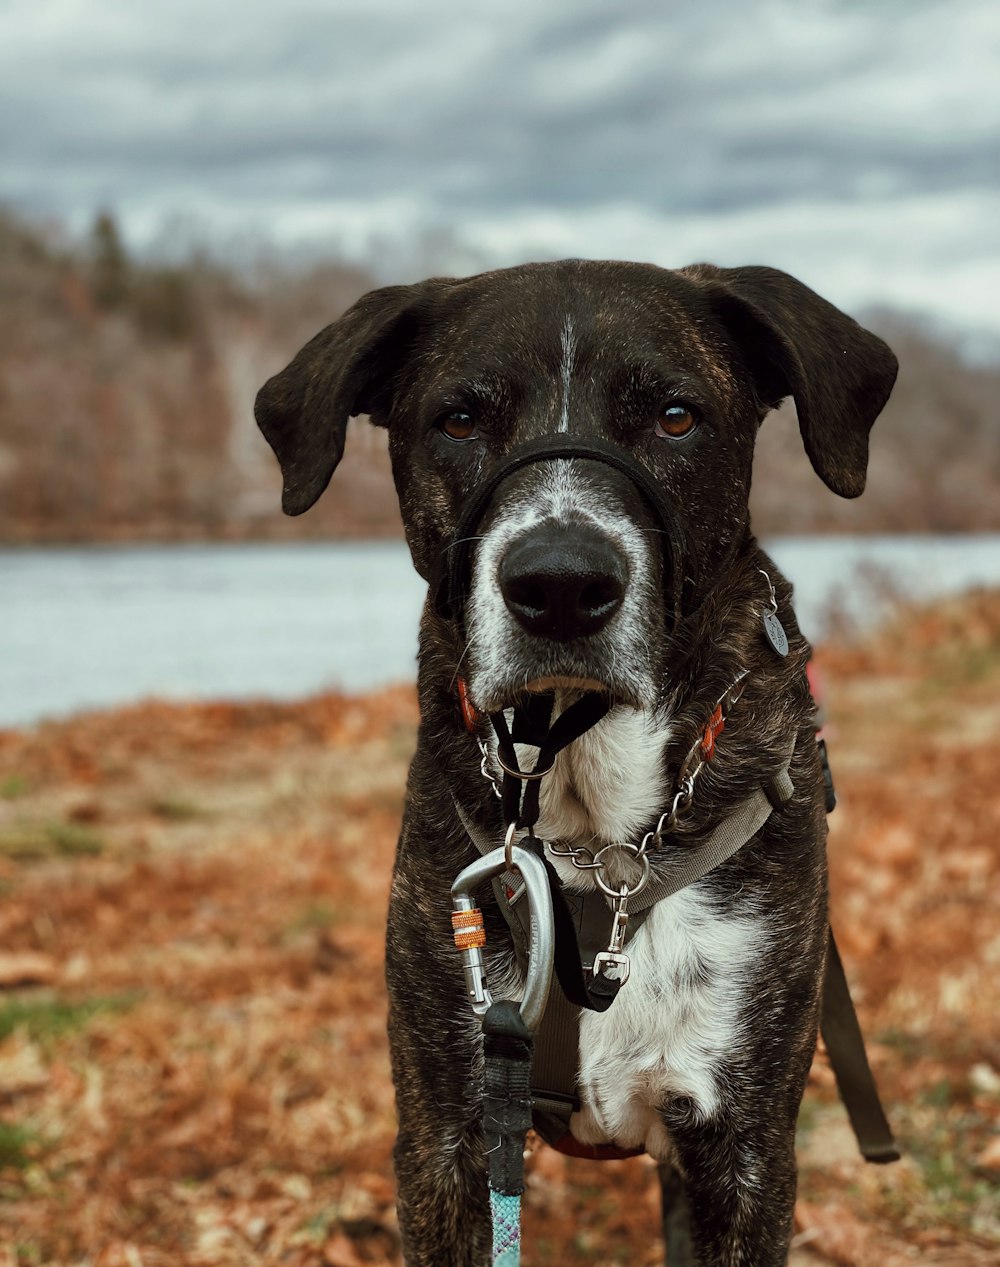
[457,676,481,733]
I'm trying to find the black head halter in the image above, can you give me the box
[432,433,686,633]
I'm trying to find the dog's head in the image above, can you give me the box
[256,261,896,711]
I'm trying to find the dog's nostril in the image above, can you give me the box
[579,578,623,617]
[498,524,627,642]
[505,576,547,618]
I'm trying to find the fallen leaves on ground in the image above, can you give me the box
[1,594,999,1266]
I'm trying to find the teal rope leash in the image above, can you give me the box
[450,842,555,1267]
[483,1000,533,1267]
[490,1190,521,1265]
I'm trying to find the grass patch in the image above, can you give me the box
[795,1095,822,1139]
[299,1206,339,1242]
[44,821,104,856]
[914,1141,996,1229]
[0,820,104,861]
[284,901,341,939]
[0,775,28,800]
[12,1246,44,1267]
[0,993,137,1044]
[0,1121,40,1169]
[891,1109,1000,1240]
[149,793,205,821]
[920,1078,956,1108]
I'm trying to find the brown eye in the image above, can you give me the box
[655,404,697,439]
[438,411,476,441]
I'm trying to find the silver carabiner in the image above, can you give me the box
[450,841,554,1032]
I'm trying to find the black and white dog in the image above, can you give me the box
[255,260,897,1266]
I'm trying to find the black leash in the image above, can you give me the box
[482,1000,534,1210]
[822,931,899,1163]
[490,691,627,1013]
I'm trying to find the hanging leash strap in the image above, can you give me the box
[451,842,555,1265]
[811,735,900,1164]
[822,930,899,1163]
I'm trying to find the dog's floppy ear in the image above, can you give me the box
[683,264,898,497]
[255,280,449,515]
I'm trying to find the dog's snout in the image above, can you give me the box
[499,523,627,642]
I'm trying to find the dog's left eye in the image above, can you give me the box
[437,411,477,442]
[655,404,698,439]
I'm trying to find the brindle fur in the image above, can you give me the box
[255,260,897,1266]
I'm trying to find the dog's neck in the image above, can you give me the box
[508,693,672,853]
[514,670,801,894]
[421,543,812,867]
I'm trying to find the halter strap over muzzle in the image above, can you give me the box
[432,433,685,631]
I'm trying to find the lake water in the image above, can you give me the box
[2,536,999,727]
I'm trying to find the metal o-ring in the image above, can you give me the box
[493,751,556,781]
[593,845,651,899]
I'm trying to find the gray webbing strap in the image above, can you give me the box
[453,743,794,921]
[635,764,793,911]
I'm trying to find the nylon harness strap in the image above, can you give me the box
[822,930,899,1163]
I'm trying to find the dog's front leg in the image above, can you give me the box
[385,851,491,1267]
[664,1085,803,1267]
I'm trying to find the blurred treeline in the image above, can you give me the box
[0,207,997,543]
[0,209,393,542]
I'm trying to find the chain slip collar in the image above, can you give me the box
[478,667,750,895]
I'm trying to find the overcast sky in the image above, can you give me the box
[3,0,998,336]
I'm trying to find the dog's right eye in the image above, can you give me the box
[437,411,477,442]
[655,404,698,439]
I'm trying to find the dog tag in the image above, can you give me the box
[762,611,789,657]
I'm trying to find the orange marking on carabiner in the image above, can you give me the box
[454,927,486,950]
[451,907,486,950]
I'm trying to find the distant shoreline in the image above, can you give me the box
[3,523,999,549]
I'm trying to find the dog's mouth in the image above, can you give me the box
[479,671,640,715]
[523,674,609,695]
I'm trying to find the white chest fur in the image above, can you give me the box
[572,888,764,1158]
[504,703,765,1158]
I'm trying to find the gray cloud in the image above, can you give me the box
[1,0,997,331]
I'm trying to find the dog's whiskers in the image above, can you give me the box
[448,628,484,691]
[443,534,487,553]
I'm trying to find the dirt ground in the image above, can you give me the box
[1,591,998,1266]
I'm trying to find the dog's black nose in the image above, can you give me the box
[499,524,627,641]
